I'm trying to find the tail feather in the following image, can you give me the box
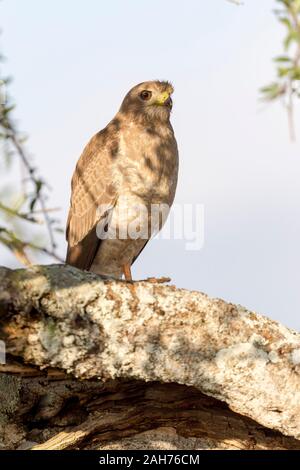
[66,227,101,271]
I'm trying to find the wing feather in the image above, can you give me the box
[66,123,119,269]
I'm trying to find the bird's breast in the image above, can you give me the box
[114,126,178,205]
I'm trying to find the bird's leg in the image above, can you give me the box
[122,263,132,281]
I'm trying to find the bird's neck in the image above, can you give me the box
[116,110,171,131]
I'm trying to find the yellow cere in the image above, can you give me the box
[156,91,170,105]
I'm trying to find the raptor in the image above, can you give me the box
[66,81,178,280]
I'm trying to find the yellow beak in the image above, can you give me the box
[156,91,171,105]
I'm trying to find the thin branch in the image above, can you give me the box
[0,39,63,266]
[7,130,57,250]
[0,201,43,224]
[27,242,64,262]
[0,227,64,264]
[287,80,296,141]
[28,207,61,215]
[260,1,300,141]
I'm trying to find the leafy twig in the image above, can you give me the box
[0,226,64,263]
[7,129,58,250]
[261,0,300,140]
[0,51,63,265]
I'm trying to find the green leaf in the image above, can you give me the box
[274,55,292,62]
[2,105,15,116]
[284,31,300,50]
[277,66,290,76]
[29,197,37,212]
[29,180,43,212]
[279,16,293,31]
[292,0,300,13]
[35,179,43,194]
[291,67,300,79]
[260,82,285,101]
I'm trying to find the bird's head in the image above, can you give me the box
[119,80,174,123]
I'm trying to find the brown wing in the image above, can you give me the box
[66,123,119,270]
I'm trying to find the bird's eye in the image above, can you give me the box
[140,90,152,101]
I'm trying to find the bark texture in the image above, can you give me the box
[0,264,300,450]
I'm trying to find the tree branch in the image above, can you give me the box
[0,264,300,450]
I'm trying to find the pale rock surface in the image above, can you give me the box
[0,264,300,449]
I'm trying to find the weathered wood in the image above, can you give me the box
[0,360,298,450]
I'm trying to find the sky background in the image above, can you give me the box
[1,0,300,330]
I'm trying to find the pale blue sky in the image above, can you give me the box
[1,0,300,330]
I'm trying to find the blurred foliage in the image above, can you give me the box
[0,53,63,265]
[261,0,300,140]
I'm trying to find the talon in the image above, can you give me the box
[145,277,171,284]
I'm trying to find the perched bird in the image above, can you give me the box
[66,80,178,280]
